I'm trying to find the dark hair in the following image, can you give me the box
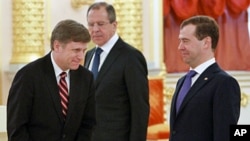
[180,15,219,50]
[87,2,116,23]
[50,19,90,49]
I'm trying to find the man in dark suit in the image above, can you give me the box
[84,2,149,141]
[7,19,96,141]
[169,15,241,141]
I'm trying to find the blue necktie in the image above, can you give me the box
[91,48,103,80]
[176,70,197,113]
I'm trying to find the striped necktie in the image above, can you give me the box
[58,72,68,119]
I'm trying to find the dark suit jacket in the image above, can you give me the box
[169,63,241,141]
[7,53,96,141]
[84,38,150,141]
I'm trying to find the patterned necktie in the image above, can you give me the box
[58,72,68,119]
[91,48,103,80]
[176,70,197,113]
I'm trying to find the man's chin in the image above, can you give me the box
[70,65,80,70]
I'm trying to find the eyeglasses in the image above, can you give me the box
[88,22,110,29]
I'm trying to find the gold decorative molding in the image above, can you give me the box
[241,92,249,107]
[165,87,249,107]
[71,0,94,9]
[113,0,143,51]
[11,0,45,64]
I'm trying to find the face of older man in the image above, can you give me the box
[87,6,117,46]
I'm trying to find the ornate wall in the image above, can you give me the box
[11,0,45,64]
[0,0,164,103]
[0,1,165,139]
[0,1,249,136]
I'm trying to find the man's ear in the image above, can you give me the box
[203,36,212,48]
[53,40,60,51]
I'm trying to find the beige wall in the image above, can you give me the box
[0,0,2,104]
[0,0,12,105]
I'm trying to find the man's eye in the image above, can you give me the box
[182,39,189,43]
[73,49,81,52]
[88,23,94,27]
[98,23,103,26]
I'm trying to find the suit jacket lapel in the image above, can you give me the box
[95,38,123,85]
[84,49,95,69]
[43,53,65,122]
[84,38,123,86]
[97,47,121,79]
[64,70,79,123]
[171,77,185,117]
[176,63,220,116]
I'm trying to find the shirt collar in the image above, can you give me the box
[95,33,119,54]
[50,52,69,77]
[192,58,216,74]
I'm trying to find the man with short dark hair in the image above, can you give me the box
[169,15,241,141]
[7,19,96,141]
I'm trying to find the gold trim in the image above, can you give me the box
[166,87,249,107]
[113,0,143,51]
[71,0,94,9]
[241,92,249,107]
[11,0,45,64]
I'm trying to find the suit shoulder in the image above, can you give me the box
[85,48,95,55]
[16,56,46,74]
[118,41,145,58]
[71,65,94,82]
[219,71,239,83]
[206,63,237,80]
[78,65,92,73]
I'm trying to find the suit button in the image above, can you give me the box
[172,130,176,135]
[62,134,66,138]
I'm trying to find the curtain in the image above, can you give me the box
[163,0,250,73]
